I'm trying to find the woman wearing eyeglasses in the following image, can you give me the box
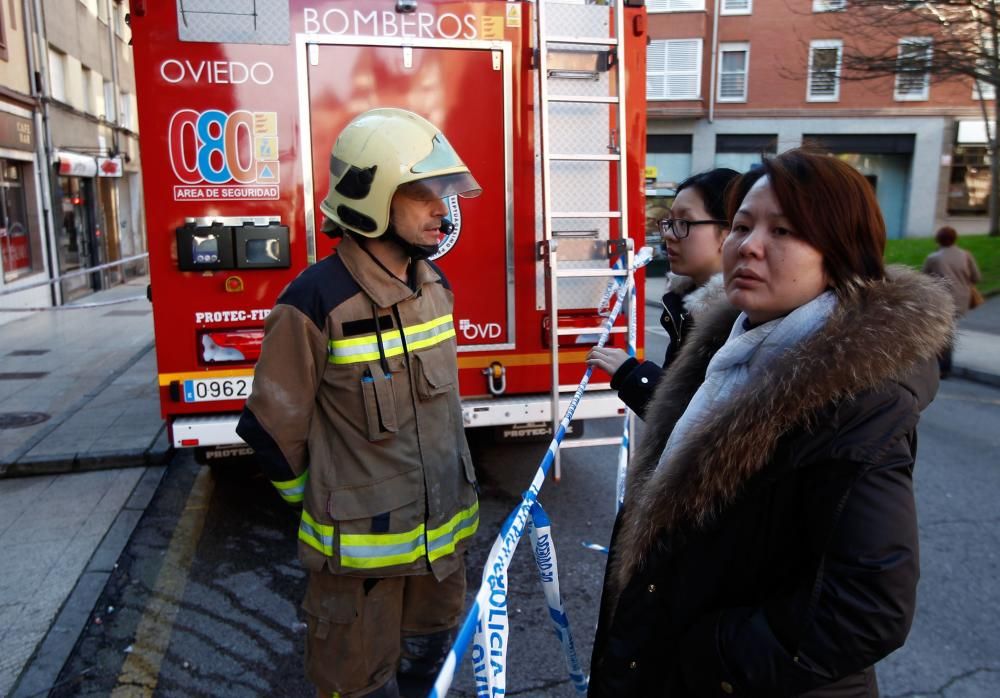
[588,168,740,418]
[588,149,952,697]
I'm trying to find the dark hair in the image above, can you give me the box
[935,225,957,247]
[726,148,886,294]
[675,168,741,222]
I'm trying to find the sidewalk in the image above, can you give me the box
[645,274,1000,386]
[0,276,172,697]
[0,276,170,477]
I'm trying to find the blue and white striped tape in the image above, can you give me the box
[429,250,652,698]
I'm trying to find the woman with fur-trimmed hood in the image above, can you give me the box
[589,168,739,418]
[588,150,954,697]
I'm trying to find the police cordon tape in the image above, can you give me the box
[429,247,652,698]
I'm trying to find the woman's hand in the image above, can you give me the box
[586,347,631,377]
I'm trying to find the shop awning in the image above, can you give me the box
[54,151,123,177]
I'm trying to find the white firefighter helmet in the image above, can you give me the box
[319,108,481,238]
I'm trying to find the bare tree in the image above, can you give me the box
[814,0,1000,235]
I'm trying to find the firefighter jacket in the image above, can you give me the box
[236,234,479,580]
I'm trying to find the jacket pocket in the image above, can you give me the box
[360,361,398,441]
[329,469,424,572]
[413,344,457,400]
[328,468,420,521]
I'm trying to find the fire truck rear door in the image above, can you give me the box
[299,38,514,351]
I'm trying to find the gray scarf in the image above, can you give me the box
[657,290,838,470]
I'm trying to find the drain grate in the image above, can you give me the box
[7,349,49,356]
[104,309,151,316]
[0,372,48,380]
[0,412,50,429]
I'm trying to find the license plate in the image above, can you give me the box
[183,376,253,403]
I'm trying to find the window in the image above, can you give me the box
[112,1,126,38]
[104,80,117,121]
[647,0,706,11]
[894,38,931,101]
[81,67,95,113]
[715,134,777,172]
[48,48,67,103]
[721,0,752,15]
[1,161,40,282]
[119,91,132,129]
[648,39,703,100]
[0,2,8,62]
[718,43,749,102]
[807,40,842,101]
[974,36,996,100]
[813,0,846,11]
[948,145,990,214]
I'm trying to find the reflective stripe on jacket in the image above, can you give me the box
[237,235,478,579]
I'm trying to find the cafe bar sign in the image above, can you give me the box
[0,113,33,151]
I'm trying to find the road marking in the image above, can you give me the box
[112,466,214,697]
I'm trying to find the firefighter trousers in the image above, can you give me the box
[303,559,466,698]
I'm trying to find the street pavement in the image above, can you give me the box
[0,273,997,696]
[0,277,170,697]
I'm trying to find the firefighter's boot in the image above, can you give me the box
[396,628,455,697]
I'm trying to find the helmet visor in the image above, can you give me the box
[398,172,482,200]
[411,133,465,174]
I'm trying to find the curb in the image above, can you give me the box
[10,465,168,698]
[0,424,173,479]
[951,366,1000,389]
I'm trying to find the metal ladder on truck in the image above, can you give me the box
[535,0,637,480]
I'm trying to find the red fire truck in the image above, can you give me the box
[130,0,648,464]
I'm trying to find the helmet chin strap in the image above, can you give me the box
[381,219,453,261]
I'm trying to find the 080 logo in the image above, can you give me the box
[168,109,279,199]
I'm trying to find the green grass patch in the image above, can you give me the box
[886,234,1000,295]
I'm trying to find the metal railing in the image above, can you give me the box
[0,253,149,298]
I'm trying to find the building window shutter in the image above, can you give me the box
[894,38,931,101]
[813,0,846,11]
[718,44,749,101]
[721,0,752,15]
[648,39,702,100]
[808,41,842,101]
[647,0,706,12]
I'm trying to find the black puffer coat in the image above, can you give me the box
[589,268,953,698]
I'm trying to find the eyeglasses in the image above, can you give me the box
[658,218,728,240]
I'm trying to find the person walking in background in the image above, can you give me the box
[589,149,954,697]
[922,225,982,377]
[587,168,740,418]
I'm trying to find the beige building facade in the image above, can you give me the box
[0,0,144,313]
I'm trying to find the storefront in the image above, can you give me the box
[948,120,991,218]
[0,111,45,283]
[805,133,915,239]
[52,150,124,300]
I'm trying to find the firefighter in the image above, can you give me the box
[236,108,482,698]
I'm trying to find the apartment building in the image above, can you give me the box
[0,0,144,311]
[0,0,48,310]
[645,0,993,238]
[41,0,143,301]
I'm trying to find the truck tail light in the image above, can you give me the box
[200,330,264,364]
[541,314,620,348]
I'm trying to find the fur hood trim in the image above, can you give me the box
[665,272,697,296]
[613,266,954,591]
[682,273,725,315]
